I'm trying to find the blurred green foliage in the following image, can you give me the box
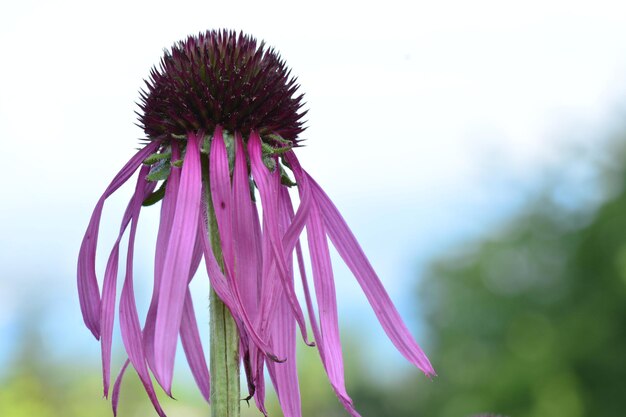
[347,145,626,417]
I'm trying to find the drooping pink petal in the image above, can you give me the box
[285,156,360,414]
[153,132,203,393]
[281,153,318,340]
[118,185,166,417]
[78,141,160,339]
[199,186,274,415]
[241,342,255,400]
[307,174,436,377]
[251,202,264,300]
[198,213,236,309]
[282,151,312,252]
[266,288,301,417]
[179,232,211,403]
[201,214,270,395]
[250,203,269,416]
[232,133,261,323]
[101,249,121,398]
[180,291,211,402]
[200,208,268,397]
[266,186,303,417]
[101,165,155,397]
[198,206,281,364]
[253,355,268,416]
[232,133,270,413]
[261,156,313,343]
[282,159,364,416]
[209,126,235,277]
[209,130,280,362]
[112,359,130,416]
[255,226,281,338]
[281,185,319,350]
[248,132,312,346]
[280,180,354,413]
[305,199,360,416]
[250,156,312,403]
[252,173,309,412]
[144,144,182,373]
[112,168,211,408]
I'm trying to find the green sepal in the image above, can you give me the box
[262,142,292,156]
[201,134,212,155]
[143,151,171,165]
[279,163,297,187]
[266,133,292,146]
[142,181,167,206]
[280,174,297,187]
[147,159,171,181]
[172,159,183,168]
[263,155,276,171]
[223,130,236,175]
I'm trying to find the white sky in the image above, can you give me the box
[2,0,626,371]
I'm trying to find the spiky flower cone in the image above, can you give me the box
[140,30,305,142]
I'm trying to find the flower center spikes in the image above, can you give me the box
[139,30,306,143]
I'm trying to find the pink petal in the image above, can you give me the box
[282,189,319,349]
[281,151,312,252]
[306,200,360,416]
[199,210,275,414]
[266,187,304,417]
[256,158,312,337]
[101,165,155,397]
[179,231,211,403]
[280,154,317,340]
[78,141,160,339]
[208,130,280,362]
[307,174,436,377]
[248,201,269,415]
[251,350,268,416]
[198,208,275,356]
[232,133,261,322]
[180,290,211,402]
[153,133,203,393]
[241,343,255,400]
[209,126,235,277]
[144,144,182,373]
[232,133,271,414]
[118,186,166,417]
[251,159,312,386]
[112,359,130,416]
[198,213,236,308]
[281,182,355,413]
[248,132,312,346]
[266,288,301,417]
[111,234,205,412]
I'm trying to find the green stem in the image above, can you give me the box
[205,169,240,417]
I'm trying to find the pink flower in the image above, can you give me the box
[77,29,434,417]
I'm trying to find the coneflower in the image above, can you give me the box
[77,29,435,417]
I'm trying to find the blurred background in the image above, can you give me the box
[2,1,626,416]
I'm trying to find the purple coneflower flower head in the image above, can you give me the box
[78,29,435,417]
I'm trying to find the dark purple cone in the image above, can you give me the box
[139,29,307,143]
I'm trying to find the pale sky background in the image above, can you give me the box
[1,0,626,385]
